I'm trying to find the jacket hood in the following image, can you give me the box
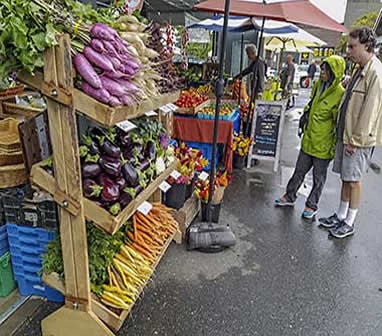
[323,55,345,83]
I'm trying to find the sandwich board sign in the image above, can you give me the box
[247,100,287,172]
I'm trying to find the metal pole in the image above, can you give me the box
[244,15,266,137]
[206,0,231,223]
[238,33,244,107]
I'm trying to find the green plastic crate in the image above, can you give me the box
[0,252,16,297]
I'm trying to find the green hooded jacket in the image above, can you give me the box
[301,55,345,159]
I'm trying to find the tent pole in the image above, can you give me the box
[238,33,244,108]
[206,0,231,223]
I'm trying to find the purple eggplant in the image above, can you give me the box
[139,159,150,171]
[99,156,121,177]
[115,175,127,191]
[102,140,121,158]
[82,163,102,178]
[89,141,100,155]
[119,192,132,208]
[135,185,144,196]
[122,162,139,187]
[83,179,103,198]
[120,133,133,148]
[97,174,120,203]
[145,141,156,161]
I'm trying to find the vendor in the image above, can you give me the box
[234,44,265,100]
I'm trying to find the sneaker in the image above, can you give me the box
[329,221,355,239]
[319,214,341,229]
[302,207,318,219]
[275,196,295,207]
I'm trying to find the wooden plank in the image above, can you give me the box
[84,160,178,235]
[30,164,56,195]
[172,194,200,241]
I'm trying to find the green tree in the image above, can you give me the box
[336,10,379,54]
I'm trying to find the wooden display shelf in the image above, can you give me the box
[42,229,177,332]
[30,160,178,235]
[172,194,200,242]
[17,71,180,127]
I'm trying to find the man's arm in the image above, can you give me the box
[349,73,382,147]
[234,62,253,79]
[256,60,265,94]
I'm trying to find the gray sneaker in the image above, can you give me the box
[329,221,355,239]
[319,214,341,229]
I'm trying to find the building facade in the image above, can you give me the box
[344,0,382,27]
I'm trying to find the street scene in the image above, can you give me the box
[0,1,381,336]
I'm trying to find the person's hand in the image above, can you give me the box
[342,76,350,88]
[256,93,263,100]
[345,144,355,156]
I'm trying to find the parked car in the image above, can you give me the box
[295,64,320,88]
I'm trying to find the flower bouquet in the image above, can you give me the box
[232,134,253,169]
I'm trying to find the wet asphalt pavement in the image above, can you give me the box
[14,89,382,336]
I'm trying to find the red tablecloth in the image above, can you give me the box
[173,116,233,173]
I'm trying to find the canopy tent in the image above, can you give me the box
[187,15,298,34]
[193,0,347,33]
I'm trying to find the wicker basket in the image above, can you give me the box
[0,163,27,188]
[2,102,45,120]
[0,150,24,166]
[0,85,24,99]
[0,118,21,152]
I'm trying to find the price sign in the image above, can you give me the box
[170,170,181,179]
[199,171,209,181]
[160,105,172,114]
[168,103,178,111]
[137,201,153,216]
[159,181,171,193]
[145,111,158,117]
[116,120,137,133]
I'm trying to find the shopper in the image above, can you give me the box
[307,60,317,81]
[320,28,382,239]
[275,55,346,219]
[281,55,296,96]
[234,44,265,99]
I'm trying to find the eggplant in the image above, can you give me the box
[97,174,120,203]
[82,163,102,178]
[89,141,100,155]
[115,175,127,191]
[102,140,121,158]
[109,202,121,216]
[135,185,144,196]
[83,179,103,198]
[145,141,156,161]
[119,192,132,208]
[120,133,132,148]
[133,143,143,152]
[139,159,150,171]
[123,148,134,161]
[122,162,139,187]
[99,156,121,177]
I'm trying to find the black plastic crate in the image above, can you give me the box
[2,186,58,230]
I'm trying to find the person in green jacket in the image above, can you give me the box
[275,55,346,219]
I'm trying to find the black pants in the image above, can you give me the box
[286,150,331,211]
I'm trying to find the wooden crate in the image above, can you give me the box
[172,194,200,241]
[0,150,24,166]
[30,160,178,235]
[175,99,210,115]
[42,230,178,332]
[1,102,44,120]
[18,71,180,128]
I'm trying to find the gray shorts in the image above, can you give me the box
[333,142,373,181]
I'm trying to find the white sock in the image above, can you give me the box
[337,201,349,220]
[345,208,358,227]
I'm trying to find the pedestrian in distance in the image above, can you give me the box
[234,44,265,100]
[320,28,382,239]
[275,55,346,219]
[307,59,317,81]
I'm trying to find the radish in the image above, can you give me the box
[108,96,122,107]
[73,54,102,89]
[89,39,105,54]
[84,47,115,73]
[100,75,127,97]
[90,23,118,41]
[82,82,111,104]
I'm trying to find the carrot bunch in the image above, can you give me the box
[127,203,179,265]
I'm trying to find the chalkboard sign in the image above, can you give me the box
[247,100,286,172]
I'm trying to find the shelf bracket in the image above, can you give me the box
[42,81,73,107]
[54,188,81,216]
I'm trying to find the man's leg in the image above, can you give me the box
[337,182,351,220]
[345,181,361,227]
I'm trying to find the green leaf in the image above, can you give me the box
[32,32,47,51]
[45,23,57,46]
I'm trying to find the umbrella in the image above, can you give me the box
[187,15,299,34]
[194,0,347,33]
